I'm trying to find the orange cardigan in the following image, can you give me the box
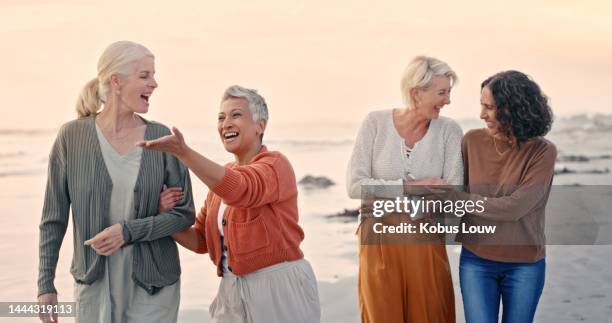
[192,146,305,276]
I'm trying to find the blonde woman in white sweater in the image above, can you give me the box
[347,56,463,323]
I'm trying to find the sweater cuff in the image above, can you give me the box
[38,283,58,297]
[122,220,133,244]
[211,168,242,202]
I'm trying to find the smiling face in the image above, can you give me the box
[113,56,157,113]
[412,76,452,119]
[218,97,265,156]
[480,86,503,137]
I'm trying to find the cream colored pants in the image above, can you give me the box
[209,259,320,323]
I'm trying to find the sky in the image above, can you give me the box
[1,0,611,130]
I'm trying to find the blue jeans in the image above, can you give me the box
[459,247,545,323]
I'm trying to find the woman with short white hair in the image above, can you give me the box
[145,85,320,323]
[347,55,463,322]
[37,41,195,323]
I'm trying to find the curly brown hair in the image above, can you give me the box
[481,71,553,145]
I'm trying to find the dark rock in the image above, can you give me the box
[558,155,590,162]
[298,175,335,189]
[325,208,359,218]
[555,167,576,175]
[555,167,610,175]
[557,154,612,162]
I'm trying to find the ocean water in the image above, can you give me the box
[0,114,611,322]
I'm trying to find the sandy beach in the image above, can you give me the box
[1,117,612,323]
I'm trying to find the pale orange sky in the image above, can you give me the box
[1,0,611,130]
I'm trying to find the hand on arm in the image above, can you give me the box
[158,186,183,213]
[121,145,196,243]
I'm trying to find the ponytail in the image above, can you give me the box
[76,41,154,118]
[75,78,103,118]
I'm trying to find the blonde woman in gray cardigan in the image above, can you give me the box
[37,41,195,323]
[346,56,463,323]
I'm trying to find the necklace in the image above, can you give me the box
[493,137,513,155]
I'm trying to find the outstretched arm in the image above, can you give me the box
[137,127,226,188]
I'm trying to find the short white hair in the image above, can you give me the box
[400,55,458,106]
[221,85,269,121]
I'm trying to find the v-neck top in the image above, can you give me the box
[95,123,142,224]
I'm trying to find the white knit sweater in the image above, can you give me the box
[346,109,464,201]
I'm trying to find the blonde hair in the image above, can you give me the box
[400,55,458,107]
[76,41,154,118]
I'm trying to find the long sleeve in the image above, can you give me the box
[460,143,557,222]
[346,112,403,200]
[211,153,296,209]
[123,153,196,243]
[442,121,464,186]
[38,130,70,296]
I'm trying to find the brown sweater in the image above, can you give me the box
[457,128,556,263]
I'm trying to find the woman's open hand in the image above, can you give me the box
[137,127,188,157]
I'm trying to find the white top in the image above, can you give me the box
[217,202,230,273]
[346,109,464,207]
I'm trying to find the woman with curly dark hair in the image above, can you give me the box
[457,70,556,323]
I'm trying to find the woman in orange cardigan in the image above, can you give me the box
[140,85,320,323]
